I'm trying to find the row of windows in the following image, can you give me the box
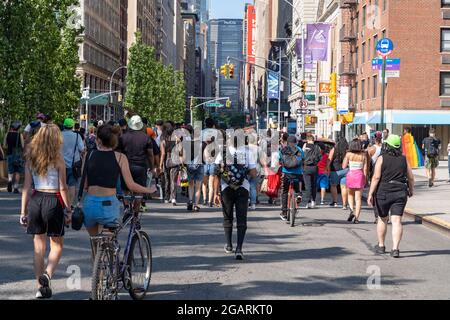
[84,74,119,93]
[86,0,121,31]
[85,14,121,54]
[356,75,378,103]
[84,44,120,74]
[359,30,386,65]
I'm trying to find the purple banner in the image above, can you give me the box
[295,39,314,71]
[306,23,331,62]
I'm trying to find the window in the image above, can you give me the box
[361,79,365,100]
[374,35,378,57]
[440,72,450,95]
[382,29,386,39]
[442,0,450,8]
[383,0,387,11]
[362,6,366,28]
[441,29,450,52]
[373,75,378,97]
[355,82,358,104]
[367,77,371,98]
[368,38,371,60]
[362,42,366,62]
[355,47,359,68]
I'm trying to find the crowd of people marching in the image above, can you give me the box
[1,111,436,299]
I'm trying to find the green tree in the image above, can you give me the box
[126,32,187,124]
[0,0,82,126]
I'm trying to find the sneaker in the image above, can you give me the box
[208,202,213,208]
[390,249,400,258]
[35,287,51,299]
[250,204,256,210]
[187,201,193,211]
[13,188,19,194]
[375,244,386,254]
[224,245,233,254]
[279,213,288,221]
[7,181,12,193]
[164,200,169,204]
[342,205,348,210]
[171,199,177,206]
[38,272,52,299]
[307,201,315,209]
[347,212,355,222]
[193,205,200,212]
[428,179,433,187]
[320,201,325,206]
[235,250,244,260]
[329,202,338,208]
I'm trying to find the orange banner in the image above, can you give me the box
[246,5,256,79]
[319,82,330,93]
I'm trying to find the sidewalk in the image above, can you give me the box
[406,163,450,235]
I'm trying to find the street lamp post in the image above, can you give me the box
[109,66,127,121]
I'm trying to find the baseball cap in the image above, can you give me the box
[63,118,75,128]
[375,131,382,139]
[385,134,401,149]
[37,113,45,120]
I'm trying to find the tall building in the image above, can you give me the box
[207,19,244,110]
[156,0,179,67]
[77,0,125,121]
[181,12,199,100]
[127,0,158,51]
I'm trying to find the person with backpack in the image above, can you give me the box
[159,122,181,205]
[422,128,441,187]
[302,135,322,209]
[61,118,85,205]
[279,135,304,221]
[316,142,329,206]
[218,129,257,260]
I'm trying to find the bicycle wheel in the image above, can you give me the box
[127,231,152,300]
[290,193,296,227]
[91,244,117,300]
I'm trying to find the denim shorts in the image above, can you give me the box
[204,163,217,176]
[317,174,330,189]
[7,154,24,174]
[65,168,78,187]
[83,194,121,228]
[188,165,204,181]
[330,168,348,186]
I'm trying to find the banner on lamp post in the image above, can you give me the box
[267,70,280,99]
[306,23,331,62]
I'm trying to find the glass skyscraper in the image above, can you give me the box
[207,19,243,110]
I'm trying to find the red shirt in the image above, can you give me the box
[317,151,329,175]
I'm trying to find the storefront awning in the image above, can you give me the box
[351,115,367,125]
[367,114,381,124]
[392,112,450,125]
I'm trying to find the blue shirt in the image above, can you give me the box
[279,146,304,175]
[62,130,85,168]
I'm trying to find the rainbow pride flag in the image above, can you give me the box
[402,133,424,168]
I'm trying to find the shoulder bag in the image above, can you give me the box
[71,133,83,179]
[72,151,93,231]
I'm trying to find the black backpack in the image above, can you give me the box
[280,146,302,169]
[427,138,439,158]
[304,144,322,166]
[220,150,248,190]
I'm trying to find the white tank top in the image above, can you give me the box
[371,145,382,165]
[32,167,59,190]
[349,161,364,170]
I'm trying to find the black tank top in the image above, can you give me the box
[379,154,408,192]
[87,150,121,188]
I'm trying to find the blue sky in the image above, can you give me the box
[210,0,247,19]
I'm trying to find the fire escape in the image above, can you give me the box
[338,0,358,110]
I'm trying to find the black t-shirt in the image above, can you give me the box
[119,130,154,167]
[422,137,440,154]
[6,132,21,155]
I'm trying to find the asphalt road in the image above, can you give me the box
[0,189,449,300]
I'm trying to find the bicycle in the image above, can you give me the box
[286,180,302,227]
[90,195,152,300]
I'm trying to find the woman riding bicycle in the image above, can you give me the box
[81,125,153,240]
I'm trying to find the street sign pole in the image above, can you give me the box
[277,46,282,129]
[301,23,306,134]
[380,56,386,130]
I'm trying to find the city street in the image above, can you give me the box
[1,185,449,300]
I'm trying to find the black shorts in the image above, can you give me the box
[27,192,65,237]
[374,189,408,218]
[121,164,147,191]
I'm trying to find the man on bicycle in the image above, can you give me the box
[279,135,304,221]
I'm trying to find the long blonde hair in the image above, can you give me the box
[25,124,63,176]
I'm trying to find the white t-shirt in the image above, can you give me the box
[215,145,257,192]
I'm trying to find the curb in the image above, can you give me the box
[362,192,450,237]
[403,208,450,237]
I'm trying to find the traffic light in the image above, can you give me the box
[229,64,235,79]
[226,99,231,108]
[220,64,229,79]
[328,73,337,109]
[300,80,306,94]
